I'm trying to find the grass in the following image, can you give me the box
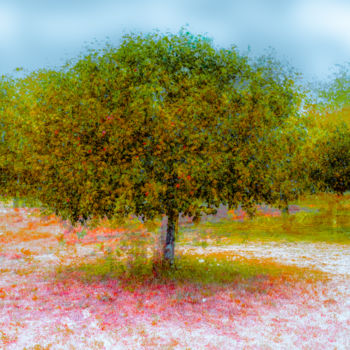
[3,192,349,286]
[177,193,350,245]
[3,192,349,245]
[55,248,330,289]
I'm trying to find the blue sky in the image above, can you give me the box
[1,0,350,82]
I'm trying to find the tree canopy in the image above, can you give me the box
[304,64,350,196]
[0,75,29,200]
[303,106,350,196]
[2,30,306,264]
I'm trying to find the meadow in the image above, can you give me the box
[0,193,349,349]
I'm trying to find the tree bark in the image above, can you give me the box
[282,204,289,215]
[163,210,178,267]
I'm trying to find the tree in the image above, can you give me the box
[0,76,13,194]
[302,106,350,231]
[10,30,304,266]
[305,63,350,196]
[0,75,27,204]
[230,51,308,214]
[316,62,350,109]
[304,109,350,196]
[0,73,47,207]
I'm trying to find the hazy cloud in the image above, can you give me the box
[0,0,349,81]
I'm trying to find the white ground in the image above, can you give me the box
[0,205,349,349]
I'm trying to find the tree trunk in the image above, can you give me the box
[282,204,289,215]
[13,192,20,208]
[163,210,178,267]
[281,198,289,215]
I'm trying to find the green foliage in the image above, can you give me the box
[316,62,350,109]
[302,106,350,196]
[310,124,350,195]
[305,64,350,196]
[0,76,21,197]
[0,74,46,203]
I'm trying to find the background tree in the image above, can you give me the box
[0,76,13,196]
[10,30,305,266]
[303,108,350,196]
[0,75,29,205]
[305,62,350,197]
[316,62,350,110]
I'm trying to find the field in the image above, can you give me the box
[0,194,349,349]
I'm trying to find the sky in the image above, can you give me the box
[1,0,350,82]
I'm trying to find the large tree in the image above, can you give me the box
[9,30,304,265]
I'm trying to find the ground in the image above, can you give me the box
[0,199,349,349]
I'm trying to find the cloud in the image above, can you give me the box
[0,4,19,46]
[1,0,350,79]
[296,0,350,49]
[287,0,350,79]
